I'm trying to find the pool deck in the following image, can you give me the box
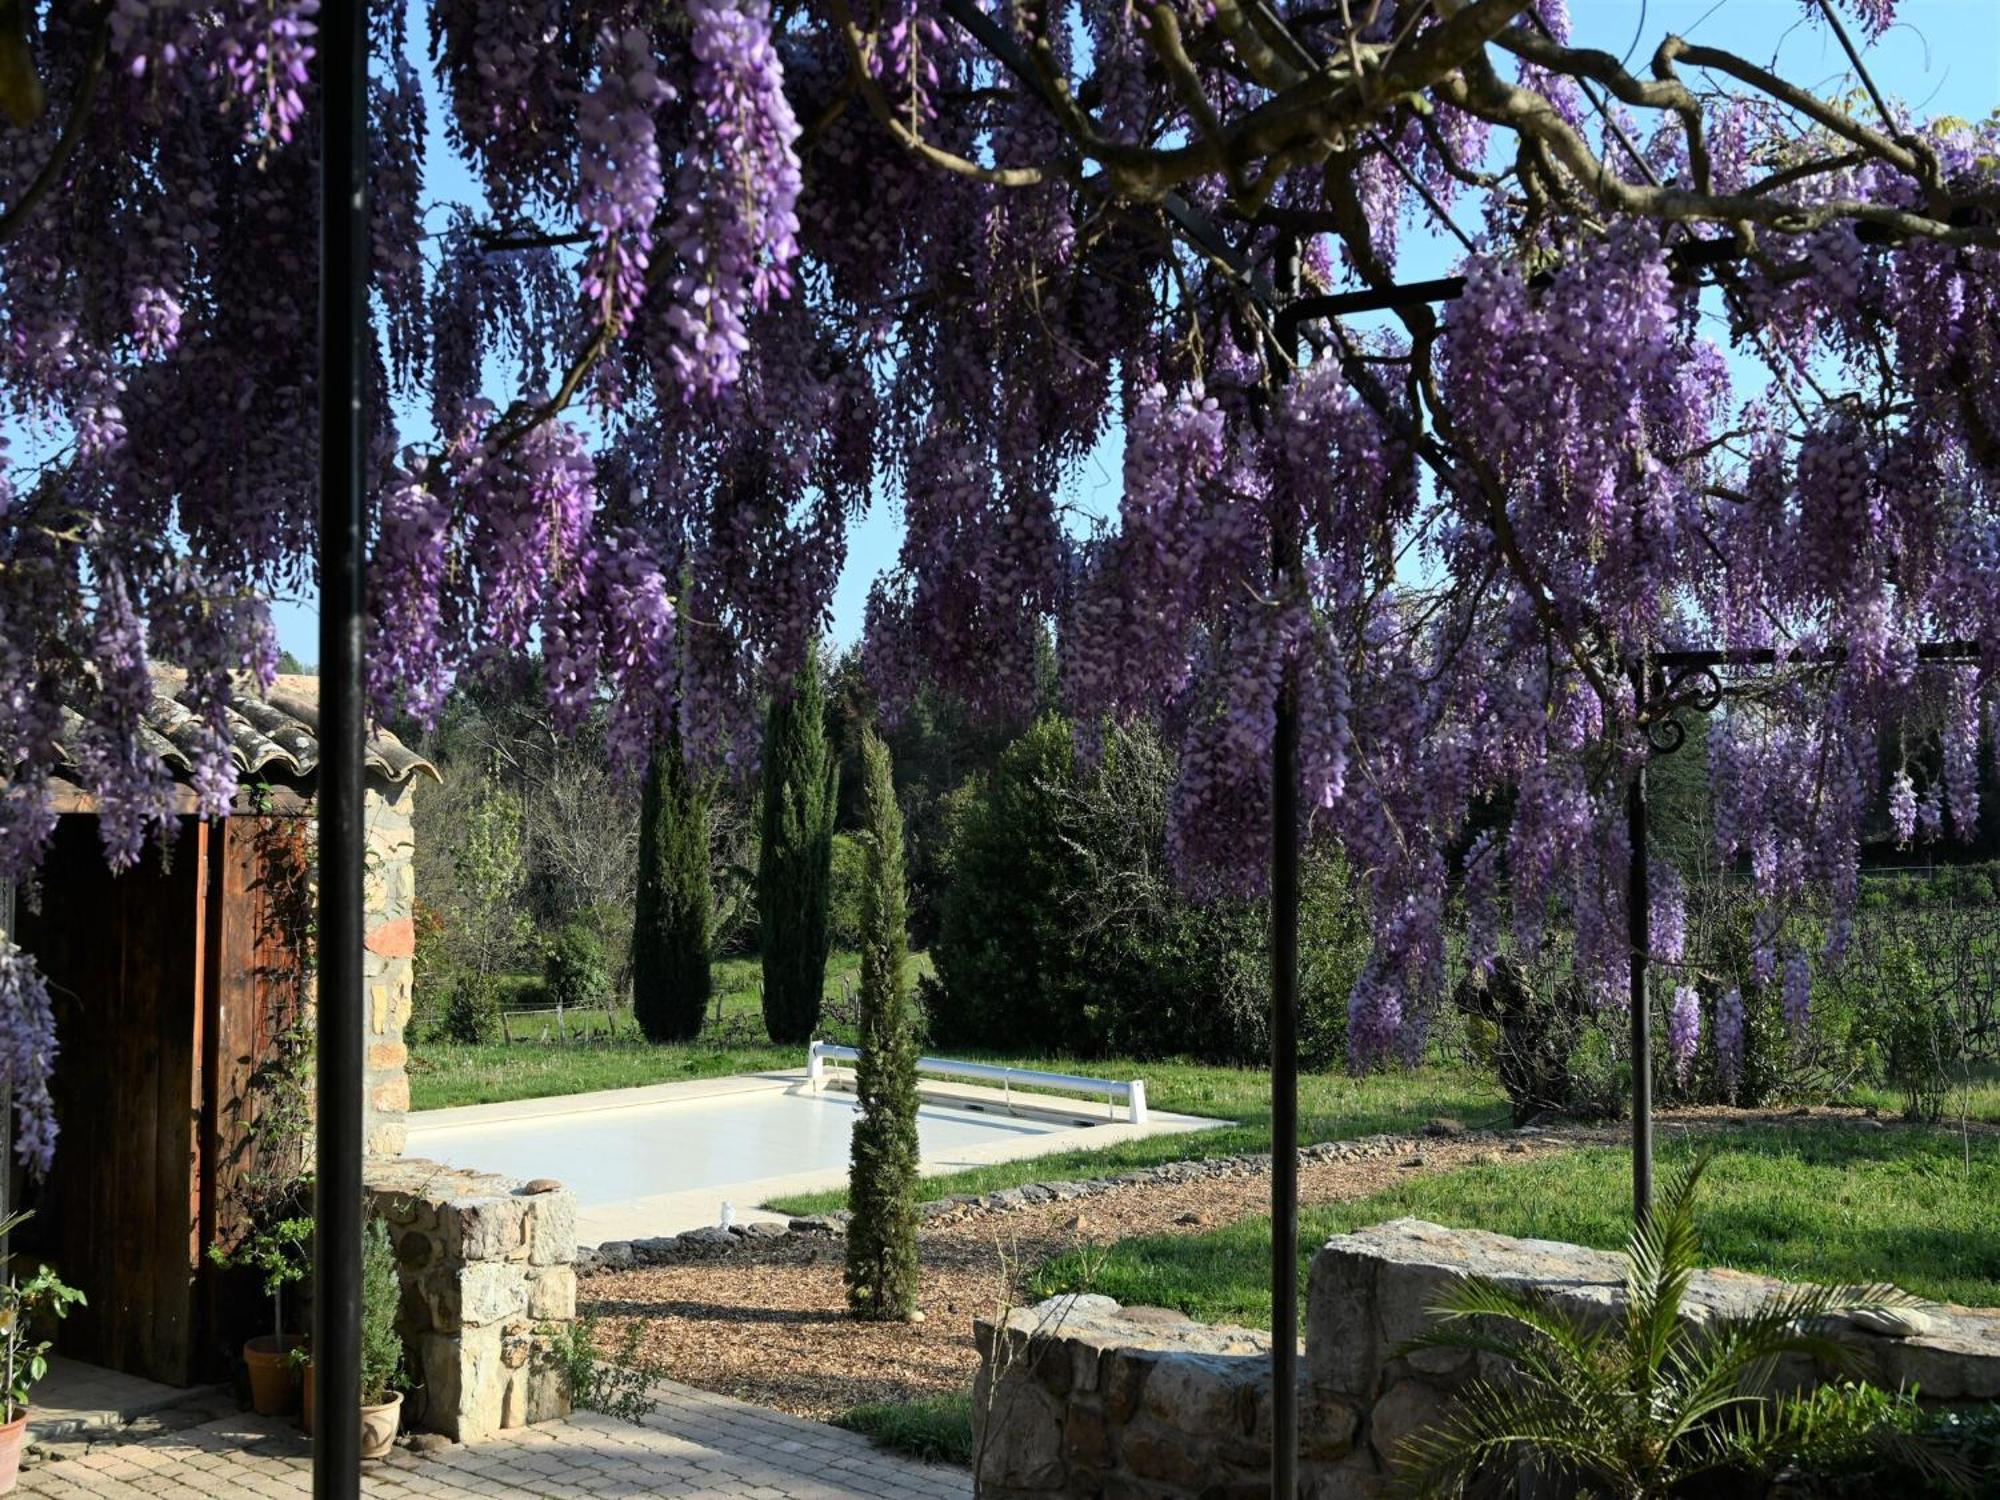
[406,1069,1224,1243]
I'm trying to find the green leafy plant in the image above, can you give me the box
[543,920,612,1017]
[437,976,502,1044]
[0,1210,86,1423]
[360,1216,405,1406]
[539,1313,667,1425]
[208,1214,313,1344]
[1389,1156,1952,1500]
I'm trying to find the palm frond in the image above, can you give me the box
[1387,1381,1629,1500]
[1622,1154,1709,1383]
[1674,1278,1920,1406]
[1417,1276,1609,1377]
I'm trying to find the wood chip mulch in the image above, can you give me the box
[579,1132,1569,1422]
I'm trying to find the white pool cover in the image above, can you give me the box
[409,1084,1080,1209]
[401,1072,1221,1240]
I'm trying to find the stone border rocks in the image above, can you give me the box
[572,1123,1503,1274]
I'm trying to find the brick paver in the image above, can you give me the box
[20,1381,973,1500]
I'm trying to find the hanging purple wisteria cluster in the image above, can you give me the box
[2,0,1999,1168]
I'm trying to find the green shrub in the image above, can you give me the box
[544,921,611,1015]
[928,716,1366,1066]
[1453,955,1623,1124]
[437,977,501,1044]
[539,1312,668,1424]
[360,1217,404,1406]
[1850,927,1965,1123]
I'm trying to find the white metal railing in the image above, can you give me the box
[807,1039,1148,1125]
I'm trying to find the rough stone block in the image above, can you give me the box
[365,916,416,958]
[456,1262,531,1328]
[527,1190,578,1267]
[1366,1378,1443,1469]
[977,1378,1067,1491]
[1064,1398,1110,1472]
[418,1324,504,1443]
[450,1194,528,1262]
[364,1119,408,1158]
[1306,1240,1378,1397]
[1137,1353,1264,1440]
[370,1073,411,1114]
[528,1266,577,1322]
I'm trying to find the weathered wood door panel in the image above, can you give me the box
[200,816,312,1368]
[13,816,206,1386]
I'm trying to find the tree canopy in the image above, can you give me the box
[2,0,1998,1164]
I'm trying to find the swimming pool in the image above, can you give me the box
[403,1072,1221,1242]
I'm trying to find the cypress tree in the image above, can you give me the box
[757,646,839,1044]
[631,737,713,1042]
[845,727,920,1320]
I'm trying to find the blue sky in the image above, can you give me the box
[270,0,2000,663]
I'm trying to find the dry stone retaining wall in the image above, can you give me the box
[363,1157,577,1443]
[976,1218,2000,1498]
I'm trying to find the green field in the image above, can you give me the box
[1030,1123,2000,1315]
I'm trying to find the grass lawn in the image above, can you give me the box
[1030,1123,2000,1317]
[1839,1066,2000,1126]
[765,1061,1509,1215]
[833,1393,975,1466]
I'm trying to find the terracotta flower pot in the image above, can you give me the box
[0,1408,28,1496]
[359,1390,402,1461]
[243,1334,306,1417]
[300,1361,314,1435]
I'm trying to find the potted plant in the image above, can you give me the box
[298,1217,405,1448]
[208,1213,313,1416]
[0,1210,85,1494]
[357,1215,405,1459]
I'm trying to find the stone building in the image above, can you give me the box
[1,670,431,1386]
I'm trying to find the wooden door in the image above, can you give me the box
[200,816,313,1369]
[13,816,208,1386]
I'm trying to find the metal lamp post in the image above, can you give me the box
[315,2,368,1492]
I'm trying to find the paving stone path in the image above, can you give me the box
[19,1379,972,1500]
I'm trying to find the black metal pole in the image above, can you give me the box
[1271,668,1300,1499]
[1627,661,1653,1226]
[1268,239,1303,1500]
[315,1,367,1492]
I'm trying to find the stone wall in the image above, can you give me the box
[364,1157,577,1442]
[975,1218,2000,1499]
[362,778,417,1157]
